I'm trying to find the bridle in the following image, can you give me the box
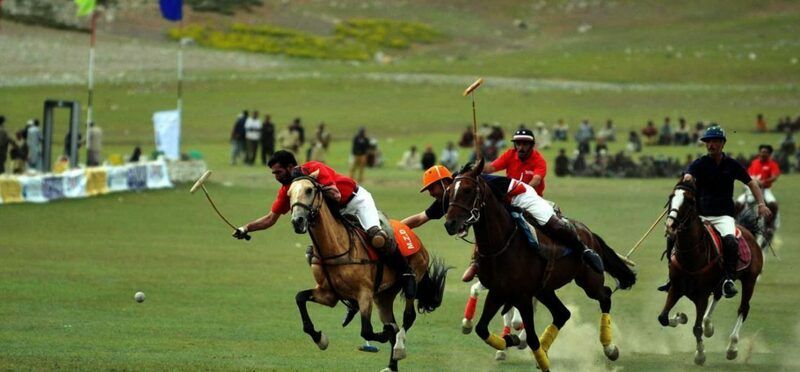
[667,184,697,233]
[290,176,323,225]
[449,174,485,229]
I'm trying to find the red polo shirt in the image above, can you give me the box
[747,157,780,189]
[271,161,357,214]
[491,148,547,196]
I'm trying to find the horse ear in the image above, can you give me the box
[309,169,320,179]
[475,157,485,174]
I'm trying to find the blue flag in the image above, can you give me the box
[159,0,182,22]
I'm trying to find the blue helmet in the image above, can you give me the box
[700,125,726,142]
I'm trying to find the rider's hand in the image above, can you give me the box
[757,203,772,219]
[233,226,250,240]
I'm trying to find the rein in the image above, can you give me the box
[452,174,518,258]
[667,184,720,275]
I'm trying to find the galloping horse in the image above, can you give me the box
[660,179,763,365]
[443,160,636,371]
[288,174,449,372]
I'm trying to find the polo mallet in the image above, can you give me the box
[621,208,669,266]
[190,170,251,241]
[463,77,484,158]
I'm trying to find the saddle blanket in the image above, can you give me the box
[361,219,422,261]
[704,224,752,271]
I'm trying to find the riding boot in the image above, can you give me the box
[542,218,604,273]
[461,245,479,282]
[367,226,389,250]
[657,236,675,292]
[721,235,739,298]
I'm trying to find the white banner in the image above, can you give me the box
[153,110,181,161]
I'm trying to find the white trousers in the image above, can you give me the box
[341,186,381,230]
[736,187,776,204]
[509,183,556,225]
[700,215,736,237]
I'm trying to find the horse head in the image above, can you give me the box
[665,178,698,236]
[444,158,486,236]
[288,170,323,234]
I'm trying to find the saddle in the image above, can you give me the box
[510,208,573,259]
[340,212,421,259]
[703,223,752,272]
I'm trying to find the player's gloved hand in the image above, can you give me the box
[233,226,251,240]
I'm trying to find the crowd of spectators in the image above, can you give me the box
[231,110,331,167]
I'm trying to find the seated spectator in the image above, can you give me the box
[595,136,608,155]
[552,119,569,141]
[642,121,658,145]
[397,145,421,170]
[554,148,570,176]
[421,146,436,170]
[659,116,673,145]
[458,126,474,148]
[626,131,642,152]
[440,141,459,170]
[756,113,767,133]
[572,150,587,175]
[487,124,506,150]
[598,119,616,142]
[776,116,792,132]
[674,117,690,145]
[534,122,551,150]
[366,138,384,168]
[693,121,706,144]
[574,119,594,154]
[780,130,796,156]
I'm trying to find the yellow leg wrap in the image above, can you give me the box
[484,333,507,350]
[600,313,612,347]
[539,324,560,353]
[532,347,551,371]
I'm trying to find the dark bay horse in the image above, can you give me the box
[660,179,763,365]
[288,175,449,372]
[443,160,636,371]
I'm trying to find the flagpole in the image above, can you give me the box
[177,18,184,114]
[85,9,98,162]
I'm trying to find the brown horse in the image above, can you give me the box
[288,174,448,372]
[660,179,763,365]
[443,159,636,371]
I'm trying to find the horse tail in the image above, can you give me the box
[736,207,762,239]
[414,256,451,314]
[593,233,637,290]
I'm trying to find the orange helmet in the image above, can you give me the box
[420,165,453,192]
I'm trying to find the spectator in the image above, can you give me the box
[397,145,421,170]
[129,145,142,163]
[440,141,459,170]
[366,138,383,168]
[11,127,27,174]
[674,117,690,145]
[659,116,673,145]
[0,116,8,174]
[230,110,247,165]
[478,123,492,139]
[626,131,642,152]
[534,122,551,149]
[26,119,42,172]
[350,127,370,182]
[595,136,608,155]
[421,146,436,170]
[598,119,616,142]
[63,127,83,162]
[487,124,506,150]
[574,119,594,154]
[779,130,796,156]
[260,114,275,165]
[309,122,332,163]
[756,113,767,133]
[776,115,792,132]
[277,122,301,155]
[642,121,658,145]
[87,121,102,166]
[555,148,570,176]
[572,151,587,175]
[693,121,705,144]
[290,117,305,147]
[244,111,262,165]
[553,118,568,141]
[458,126,474,148]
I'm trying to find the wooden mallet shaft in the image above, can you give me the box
[190,170,250,241]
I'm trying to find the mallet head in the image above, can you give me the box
[463,78,484,96]
[190,170,212,194]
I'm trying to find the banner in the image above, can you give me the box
[159,0,183,21]
[74,0,96,17]
[85,168,109,196]
[153,110,181,161]
[0,177,24,204]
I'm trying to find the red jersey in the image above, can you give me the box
[747,157,780,188]
[490,148,547,196]
[271,161,358,214]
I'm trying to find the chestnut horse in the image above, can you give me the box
[660,179,763,365]
[289,175,449,372]
[443,159,636,371]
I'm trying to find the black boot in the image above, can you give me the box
[657,236,675,292]
[543,218,604,273]
[721,236,739,298]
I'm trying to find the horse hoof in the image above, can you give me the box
[727,348,738,360]
[461,318,473,334]
[703,321,714,338]
[380,368,393,372]
[494,350,507,361]
[678,312,688,324]
[316,332,329,350]
[694,351,705,366]
[392,347,407,361]
[604,344,619,361]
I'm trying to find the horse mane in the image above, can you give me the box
[291,176,344,220]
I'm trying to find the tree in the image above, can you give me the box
[186,0,263,15]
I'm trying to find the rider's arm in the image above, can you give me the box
[529,174,543,188]
[482,163,496,174]
[530,152,546,188]
[245,211,280,232]
[313,165,342,202]
[402,212,430,229]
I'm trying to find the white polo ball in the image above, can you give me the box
[134,291,145,303]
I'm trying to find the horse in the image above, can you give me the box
[735,185,779,249]
[288,174,449,372]
[442,159,636,371]
[660,179,763,365]
[463,282,535,361]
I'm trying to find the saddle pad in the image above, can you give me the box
[390,220,422,257]
[703,223,751,271]
[513,211,572,258]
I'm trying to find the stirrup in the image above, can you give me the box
[582,248,604,273]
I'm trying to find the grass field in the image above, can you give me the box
[1,1,800,371]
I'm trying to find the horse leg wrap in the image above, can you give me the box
[484,333,506,350]
[532,347,551,371]
[600,313,612,347]
[464,296,478,320]
[540,324,560,353]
